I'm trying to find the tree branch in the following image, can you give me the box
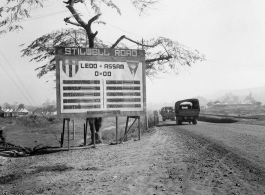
[66,5,86,27]
[87,14,102,31]
[65,0,101,48]
[63,0,83,6]
[111,35,159,48]
[64,17,81,27]
[161,42,171,58]
[146,55,172,64]
[85,14,101,48]
[111,35,126,48]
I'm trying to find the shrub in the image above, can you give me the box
[198,115,238,123]
[47,116,60,123]
[101,127,139,141]
[16,115,52,127]
[101,129,116,140]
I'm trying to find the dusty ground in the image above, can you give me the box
[1,124,265,195]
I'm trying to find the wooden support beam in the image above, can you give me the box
[67,118,70,151]
[116,116,118,144]
[73,118,75,140]
[91,119,96,148]
[84,123,86,146]
[124,117,129,141]
[61,118,66,147]
[85,118,89,145]
[121,116,138,143]
[138,116,141,141]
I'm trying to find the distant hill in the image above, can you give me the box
[147,96,209,110]
[204,85,265,104]
[192,96,208,106]
[147,85,265,111]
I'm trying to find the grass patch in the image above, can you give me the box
[0,117,15,126]
[2,114,153,148]
[101,129,123,140]
[101,118,148,142]
[202,104,265,117]
[15,115,60,128]
[101,127,140,141]
[198,115,238,123]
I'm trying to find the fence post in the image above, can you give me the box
[116,116,118,144]
[73,118,75,140]
[145,113,149,130]
[84,123,86,146]
[138,116,141,140]
[67,119,70,151]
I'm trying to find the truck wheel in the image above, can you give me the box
[192,119,197,125]
[163,118,165,121]
[176,118,182,125]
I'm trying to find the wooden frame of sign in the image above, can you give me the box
[56,47,146,147]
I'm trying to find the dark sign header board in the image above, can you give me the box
[56,47,145,57]
[56,47,146,118]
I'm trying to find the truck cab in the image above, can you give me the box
[175,99,200,125]
[160,107,175,121]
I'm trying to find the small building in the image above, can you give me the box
[12,109,19,117]
[21,108,29,115]
[1,109,12,118]
[6,109,13,117]
[0,109,4,118]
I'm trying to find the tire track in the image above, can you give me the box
[170,126,265,194]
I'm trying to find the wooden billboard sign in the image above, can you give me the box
[56,47,146,118]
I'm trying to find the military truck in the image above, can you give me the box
[175,99,200,125]
[160,107,175,121]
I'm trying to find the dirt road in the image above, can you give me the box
[1,123,265,194]
[172,121,265,171]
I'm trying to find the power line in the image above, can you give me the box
[77,10,142,39]
[0,34,61,143]
[0,50,37,106]
[22,10,69,22]
[83,1,91,15]
[105,22,142,38]
[0,62,33,106]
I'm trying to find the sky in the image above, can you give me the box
[0,0,265,107]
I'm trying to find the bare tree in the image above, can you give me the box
[15,0,205,79]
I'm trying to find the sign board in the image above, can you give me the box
[56,47,146,118]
